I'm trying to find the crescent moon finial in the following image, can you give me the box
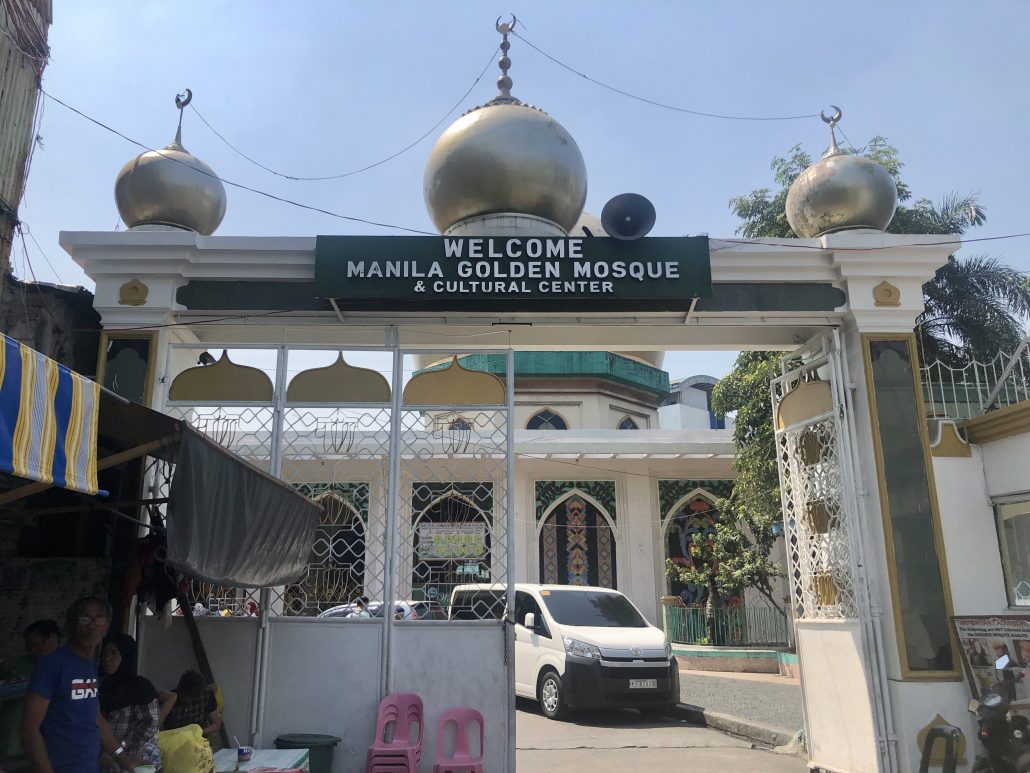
[173,89,193,145]
[495,14,516,35]
[820,105,842,126]
[819,105,843,156]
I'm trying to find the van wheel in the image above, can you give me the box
[538,669,567,720]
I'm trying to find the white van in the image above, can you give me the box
[449,583,679,719]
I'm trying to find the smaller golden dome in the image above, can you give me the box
[786,108,897,238]
[114,92,226,235]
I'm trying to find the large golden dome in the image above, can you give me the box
[422,18,586,233]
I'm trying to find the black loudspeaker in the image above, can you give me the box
[600,193,656,240]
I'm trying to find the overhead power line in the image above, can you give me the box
[40,90,435,236]
[512,31,820,122]
[189,46,499,182]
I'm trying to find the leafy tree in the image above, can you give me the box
[682,138,1030,621]
[667,351,787,637]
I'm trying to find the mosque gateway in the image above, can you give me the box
[53,18,1020,773]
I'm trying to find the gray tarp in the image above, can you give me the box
[166,427,320,587]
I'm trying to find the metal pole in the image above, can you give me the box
[253,345,289,744]
[381,328,404,697]
[982,334,1030,412]
[504,346,516,773]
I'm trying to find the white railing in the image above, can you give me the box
[921,335,1030,421]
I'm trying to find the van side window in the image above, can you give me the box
[451,590,504,620]
[514,591,549,638]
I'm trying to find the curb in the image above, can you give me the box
[670,703,796,748]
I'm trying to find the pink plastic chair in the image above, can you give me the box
[433,707,484,773]
[365,692,424,773]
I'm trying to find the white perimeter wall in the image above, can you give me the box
[138,616,260,747]
[139,617,509,773]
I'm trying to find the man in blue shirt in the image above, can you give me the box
[22,597,137,773]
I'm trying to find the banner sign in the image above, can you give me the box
[314,235,711,312]
[417,523,488,560]
[953,615,1030,700]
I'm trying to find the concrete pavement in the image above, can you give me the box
[678,668,804,746]
[516,699,807,773]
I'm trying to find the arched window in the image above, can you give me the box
[526,409,568,430]
[617,416,639,430]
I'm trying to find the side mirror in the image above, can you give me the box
[523,613,536,630]
[997,654,1011,670]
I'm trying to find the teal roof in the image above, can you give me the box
[437,352,670,399]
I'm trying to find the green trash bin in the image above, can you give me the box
[274,733,341,773]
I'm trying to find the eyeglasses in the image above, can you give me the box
[77,615,108,626]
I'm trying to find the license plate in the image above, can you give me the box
[629,678,657,689]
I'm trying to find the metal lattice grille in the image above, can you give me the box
[279,407,390,616]
[777,416,858,620]
[396,408,509,621]
[157,347,513,624]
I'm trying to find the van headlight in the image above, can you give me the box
[665,641,672,659]
[562,636,601,660]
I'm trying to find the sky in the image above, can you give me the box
[12,1,1030,381]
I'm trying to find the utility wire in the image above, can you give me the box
[20,222,65,284]
[711,233,1030,251]
[17,228,55,318]
[189,46,499,182]
[512,31,819,122]
[40,90,435,236]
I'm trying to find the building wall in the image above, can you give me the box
[0,278,100,371]
[978,432,1030,500]
[514,385,659,429]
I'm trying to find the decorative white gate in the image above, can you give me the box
[772,331,897,773]
[147,342,515,772]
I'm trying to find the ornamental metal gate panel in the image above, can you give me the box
[771,331,897,773]
[157,343,516,771]
[771,337,861,622]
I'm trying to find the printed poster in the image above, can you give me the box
[952,615,1030,702]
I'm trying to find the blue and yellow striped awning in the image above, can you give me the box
[0,333,101,495]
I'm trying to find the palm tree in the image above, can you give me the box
[918,255,1030,366]
[890,191,1030,366]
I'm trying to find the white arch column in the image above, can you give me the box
[805,231,963,773]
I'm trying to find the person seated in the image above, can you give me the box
[99,634,174,772]
[22,619,61,673]
[162,670,221,743]
[353,597,371,618]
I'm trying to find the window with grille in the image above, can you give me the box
[997,500,1030,607]
[527,409,568,430]
[617,416,639,430]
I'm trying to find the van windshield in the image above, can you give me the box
[541,590,647,627]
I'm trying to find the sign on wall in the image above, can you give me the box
[953,615,1030,700]
[417,523,488,560]
[315,235,711,312]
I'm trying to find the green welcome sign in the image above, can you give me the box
[314,235,711,312]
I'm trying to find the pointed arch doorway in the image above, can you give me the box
[538,492,617,588]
